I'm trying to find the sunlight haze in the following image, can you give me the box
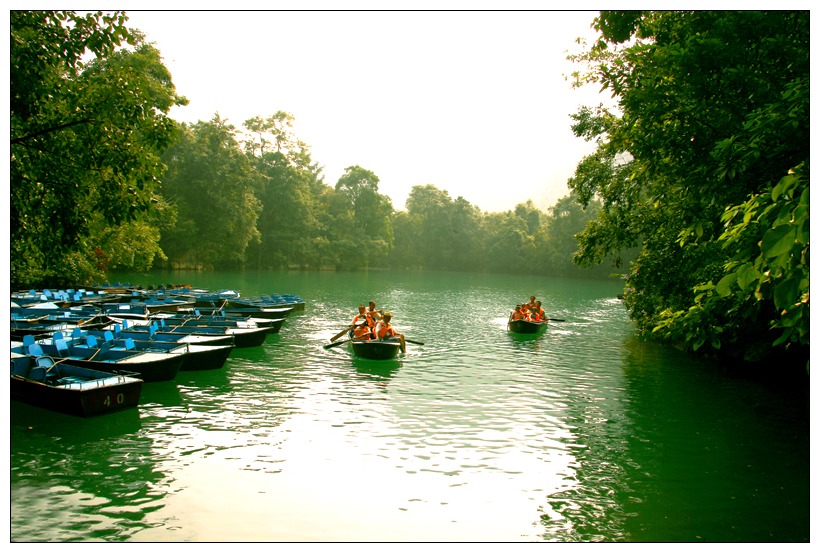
[124,10,607,213]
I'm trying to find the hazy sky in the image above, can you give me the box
[122,10,608,213]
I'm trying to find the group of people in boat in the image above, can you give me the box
[350,301,405,350]
[510,296,548,322]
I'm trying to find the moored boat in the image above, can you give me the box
[10,320,72,341]
[16,335,182,382]
[178,305,294,320]
[10,352,142,417]
[149,311,284,332]
[71,329,234,372]
[11,304,110,330]
[109,318,269,348]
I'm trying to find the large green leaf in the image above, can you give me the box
[715,273,737,297]
[761,225,796,259]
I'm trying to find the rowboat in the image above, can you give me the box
[149,312,285,333]
[108,321,236,347]
[10,320,72,341]
[16,335,182,382]
[507,315,548,334]
[349,338,403,360]
[225,294,305,312]
[10,352,143,417]
[178,305,294,320]
[110,318,269,348]
[71,329,234,372]
[11,304,110,330]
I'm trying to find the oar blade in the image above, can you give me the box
[323,339,350,349]
[330,325,353,342]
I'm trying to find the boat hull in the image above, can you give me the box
[178,344,234,371]
[17,340,182,382]
[507,318,548,334]
[350,339,402,360]
[10,355,142,417]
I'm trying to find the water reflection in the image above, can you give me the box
[352,357,402,381]
[12,271,807,542]
[10,402,164,542]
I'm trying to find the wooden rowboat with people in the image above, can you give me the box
[349,337,404,360]
[323,307,423,360]
[507,297,564,334]
[507,316,548,334]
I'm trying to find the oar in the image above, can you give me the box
[330,325,354,342]
[547,318,566,322]
[404,338,424,346]
[323,338,350,349]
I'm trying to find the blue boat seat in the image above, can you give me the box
[27,343,44,357]
[54,339,71,358]
[124,338,136,350]
[53,331,65,342]
[95,342,111,360]
[22,335,35,348]
[86,335,98,348]
[28,356,57,382]
[72,328,86,340]
[104,331,115,343]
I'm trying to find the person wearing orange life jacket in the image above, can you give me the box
[375,311,405,353]
[351,305,371,327]
[352,318,374,340]
[367,300,383,322]
[533,300,547,322]
[511,305,526,321]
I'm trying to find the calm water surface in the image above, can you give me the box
[9,270,810,542]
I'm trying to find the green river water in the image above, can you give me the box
[9,270,810,542]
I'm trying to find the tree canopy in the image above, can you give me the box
[9,9,624,289]
[10,11,187,286]
[567,10,809,364]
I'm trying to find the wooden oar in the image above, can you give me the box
[330,325,354,342]
[404,338,424,346]
[547,318,566,322]
[323,339,350,349]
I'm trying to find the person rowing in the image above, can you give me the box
[352,318,375,340]
[351,305,372,327]
[367,300,383,322]
[375,311,405,353]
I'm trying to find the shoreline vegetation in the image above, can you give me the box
[11,11,808,377]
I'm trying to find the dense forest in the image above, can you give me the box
[10,11,809,366]
[9,10,618,285]
[567,11,809,365]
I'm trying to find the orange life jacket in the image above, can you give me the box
[376,322,394,339]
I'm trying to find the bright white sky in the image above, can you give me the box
[122,9,608,213]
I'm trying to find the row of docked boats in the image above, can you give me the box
[10,286,305,417]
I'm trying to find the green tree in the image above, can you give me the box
[568,11,809,363]
[10,10,186,287]
[543,194,618,277]
[483,211,530,273]
[242,112,327,269]
[326,165,394,269]
[158,116,262,268]
[402,185,459,269]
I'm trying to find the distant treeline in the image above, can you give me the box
[156,113,623,277]
[9,11,622,290]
